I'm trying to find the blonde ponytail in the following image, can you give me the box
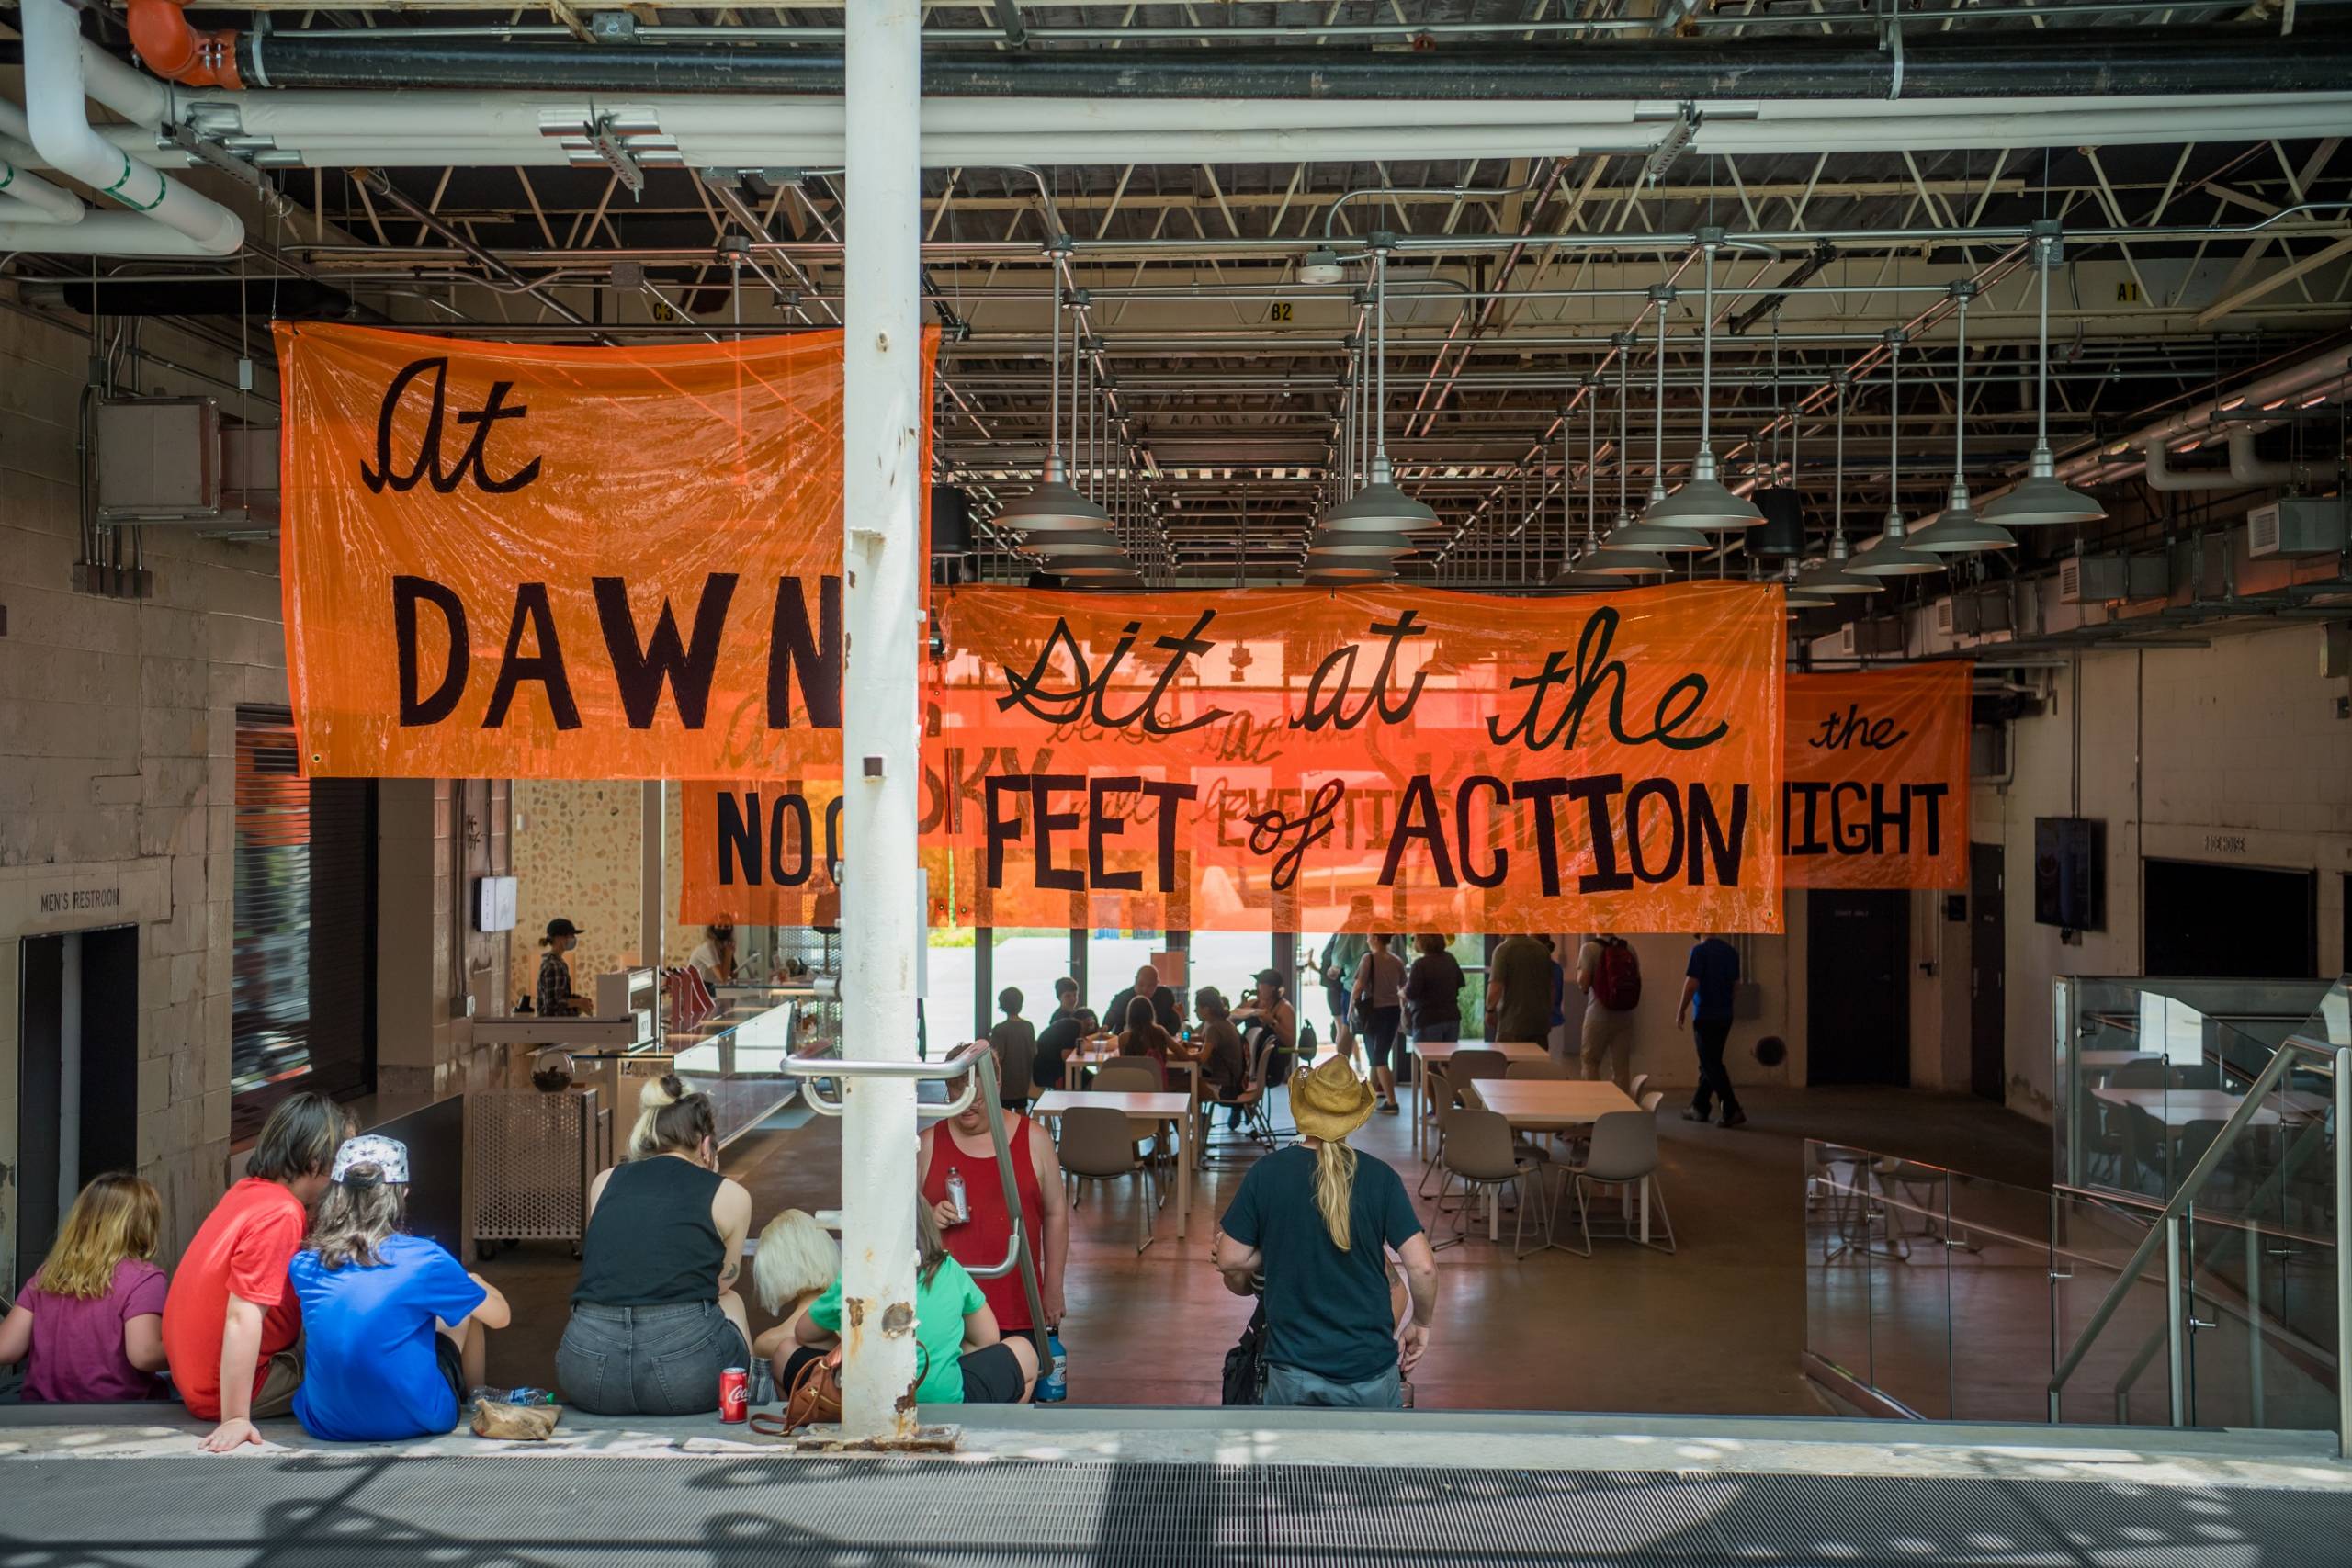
[1311,1138,1358,1252]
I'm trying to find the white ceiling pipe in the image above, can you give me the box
[0,118,83,223]
[75,36,175,129]
[2226,427,2305,487]
[18,0,241,254]
[2054,345,2352,484]
[0,212,250,254]
[2141,438,2236,492]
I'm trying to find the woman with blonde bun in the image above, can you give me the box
[558,1074,753,1415]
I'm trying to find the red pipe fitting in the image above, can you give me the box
[125,0,243,90]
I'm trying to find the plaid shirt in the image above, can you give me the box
[537,950,579,1016]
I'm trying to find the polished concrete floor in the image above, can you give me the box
[478,1080,2052,1416]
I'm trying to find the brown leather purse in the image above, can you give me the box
[750,1353,842,1437]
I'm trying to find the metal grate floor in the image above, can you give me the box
[0,1454,2342,1566]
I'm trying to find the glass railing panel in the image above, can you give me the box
[2184,1211,2340,1433]
[2051,1190,2175,1426]
[1946,1166,2064,1423]
[1805,1141,1881,1400]
[1863,1156,1954,1419]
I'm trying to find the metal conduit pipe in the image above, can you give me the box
[233,27,2352,97]
[10,0,241,254]
[2141,437,2238,492]
[2055,344,2352,486]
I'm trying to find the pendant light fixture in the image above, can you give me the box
[1782,558,1835,610]
[1984,221,2106,527]
[1576,333,1674,577]
[1317,244,1440,534]
[1910,281,2017,555]
[1847,330,1943,578]
[1644,230,1764,531]
[1599,325,1703,555]
[1797,373,1883,596]
[997,274,1115,533]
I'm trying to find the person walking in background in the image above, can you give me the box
[987,987,1038,1111]
[1544,937,1571,1065]
[1575,934,1642,1092]
[1351,933,1408,1115]
[163,1091,345,1450]
[288,1135,511,1442]
[1678,933,1747,1127]
[0,1172,171,1404]
[1485,931,1554,1047]
[1403,935,1465,1047]
[1212,1055,1438,1408]
[536,918,593,1017]
[1317,917,1372,1062]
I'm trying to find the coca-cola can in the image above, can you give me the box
[718,1366,749,1423]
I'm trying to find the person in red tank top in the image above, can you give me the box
[919,1089,1069,1335]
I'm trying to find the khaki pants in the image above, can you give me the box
[252,1344,305,1418]
[1578,1005,1636,1094]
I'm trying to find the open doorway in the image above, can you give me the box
[1806,889,1911,1086]
[15,926,140,1284]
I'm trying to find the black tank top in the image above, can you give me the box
[571,1155,726,1306]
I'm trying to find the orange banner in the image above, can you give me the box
[678,777,852,929]
[894,581,1784,934]
[1782,666,1972,889]
[277,322,933,778]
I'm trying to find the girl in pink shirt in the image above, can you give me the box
[0,1172,172,1403]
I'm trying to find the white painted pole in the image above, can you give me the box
[837,0,925,1442]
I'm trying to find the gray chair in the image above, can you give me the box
[1506,1059,1567,1080]
[1058,1105,1159,1254]
[1628,1072,1652,1103]
[1559,1109,1675,1257]
[1448,1049,1508,1103]
[1433,1106,1550,1258]
[1091,1064,1161,1095]
[1639,1089,1664,1114]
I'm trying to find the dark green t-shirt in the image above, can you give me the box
[1490,933,1555,1043]
[1220,1145,1422,1383]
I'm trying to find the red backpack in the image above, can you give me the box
[1591,941,1642,1011]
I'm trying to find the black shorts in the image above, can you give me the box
[435,1333,468,1425]
[1361,1006,1403,1072]
[959,1342,1028,1404]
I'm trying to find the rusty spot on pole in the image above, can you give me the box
[881,1302,914,1336]
[845,1297,865,1328]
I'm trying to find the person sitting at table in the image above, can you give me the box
[1232,969,1297,1066]
[688,922,737,986]
[1193,987,1253,1133]
[749,1209,840,1370]
[784,1198,1038,1406]
[1047,976,1080,1025]
[1033,1007,1095,1095]
[987,987,1038,1111]
[558,1076,753,1416]
[1104,965,1182,1039]
[1116,996,1179,1089]
[920,1078,1068,1347]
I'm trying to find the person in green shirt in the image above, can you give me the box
[1486,932,1555,1046]
[786,1200,1038,1405]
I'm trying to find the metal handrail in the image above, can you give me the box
[2048,1036,2346,1438]
[787,1037,1054,1379]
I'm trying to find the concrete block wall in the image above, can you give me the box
[0,305,289,1284]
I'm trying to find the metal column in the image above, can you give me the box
[837,0,925,1443]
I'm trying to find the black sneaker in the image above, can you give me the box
[1680,1108,1711,1123]
[1722,1109,1749,1128]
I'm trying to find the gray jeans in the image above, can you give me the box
[1263,1361,1403,1409]
[557,1301,748,1416]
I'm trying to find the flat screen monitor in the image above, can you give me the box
[2033,817,2100,930]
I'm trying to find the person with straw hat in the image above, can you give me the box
[1212,1055,1438,1408]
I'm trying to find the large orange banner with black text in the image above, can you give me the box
[690,581,1781,934]
[1782,666,1972,889]
[277,322,933,778]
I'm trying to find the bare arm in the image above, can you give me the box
[1211,1227,1262,1297]
[198,1293,268,1451]
[795,1308,839,1349]
[123,1313,168,1373]
[0,1302,32,1367]
[713,1179,752,1292]
[961,1299,1002,1353]
[463,1272,513,1331]
[1395,1232,1439,1371]
[1034,1124,1069,1325]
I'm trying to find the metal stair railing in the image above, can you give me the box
[798,1037,1053,1380]
[2047,1036,2347,1457]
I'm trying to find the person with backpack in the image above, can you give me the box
[1576,934,1642,1093]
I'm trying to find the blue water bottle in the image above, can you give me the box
[1037,1330,1068,1403]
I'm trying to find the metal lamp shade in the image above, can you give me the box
[1054,561,1141,583]
[1908,482,2016,554]
[1847,511,1945,577]
[1607,514,1711,553]
[1641,449,1763,530]
[996,457,1114,532]
[1025,529,1129,559]
[1797,535,1884,596]
[1306,529,1416,559]
[1571,542,1671,577]
[1305,562,1395,584]
[1317,455,1441,533]
[1982,448,2106,528]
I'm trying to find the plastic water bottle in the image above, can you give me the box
[1036,1330,1068,1403]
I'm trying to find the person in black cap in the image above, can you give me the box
[1232,968,1297,1062]
[536,919,592,1017]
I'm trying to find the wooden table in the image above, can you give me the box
[1408,1039,1554,1154]
[2088,1084,2327,1127]
[1030,1089,1194,1239]
[1464,1078,1647,1247]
